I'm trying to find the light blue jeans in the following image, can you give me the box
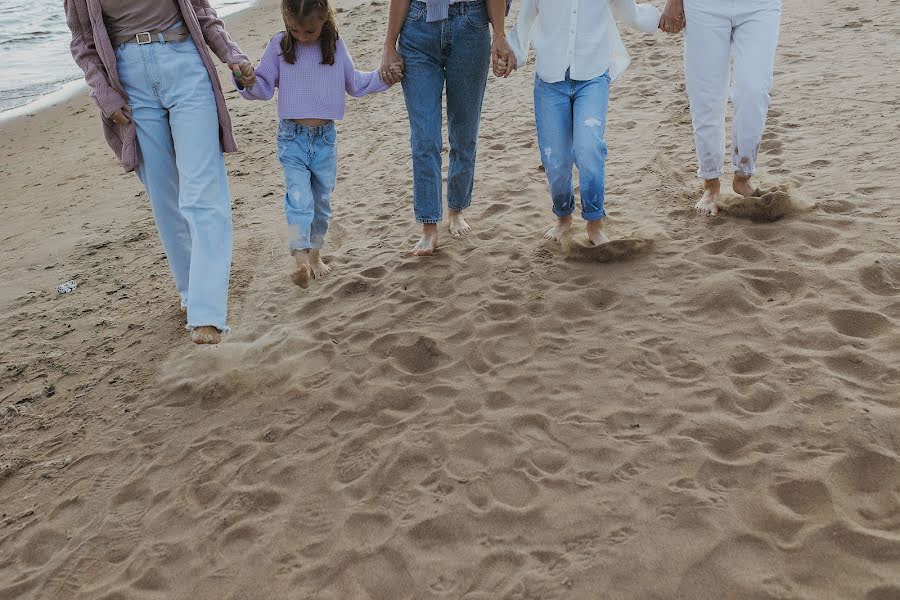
[534,71,611,221]
[276,120,338,252]
[399,0,491,223]
[115,32,232,332]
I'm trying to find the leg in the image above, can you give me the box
[399,12,445,254]
[276,126,316,288]
[731,2,782,195]
[309,124,339,279]
[114,43,191,310]
[156,41,232,340]
[572,73,611,245]
[445,4,491,236]
[683,0,732,215]
[533,75,575,243]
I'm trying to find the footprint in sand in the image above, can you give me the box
[718,186,815,223]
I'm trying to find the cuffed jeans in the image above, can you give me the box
[684,0,782,180]
[534,71,610,221]
[399,0,491,223]
[115,33,232,332]
[276,120,337,252]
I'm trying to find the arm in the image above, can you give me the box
[236,36,280,101]
[506,0,538,71]
[64,0,128,121]
[342,41,390,97]
[380,0,411,85]
[487,0,514,77]
[609,0,662,34]
[188,0,249,65]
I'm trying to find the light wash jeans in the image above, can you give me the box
[684,0,782,179]
[399,0,491,223]
[533,71,610,221]
[276,120,338,252]
[115,31,232,332]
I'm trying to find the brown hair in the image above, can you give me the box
[280,0,339,65]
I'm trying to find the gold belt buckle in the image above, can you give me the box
[135,32,152,45]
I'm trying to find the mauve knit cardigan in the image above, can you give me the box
[64,0,248,172]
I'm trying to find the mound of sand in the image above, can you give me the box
[718,185,816,222]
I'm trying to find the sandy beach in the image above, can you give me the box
[1,0,899,598]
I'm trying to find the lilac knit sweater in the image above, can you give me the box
[238,33,388,120]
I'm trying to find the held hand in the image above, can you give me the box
[659,0,686,34]
[491,34,514,78]
[380,46,404,86]
[111,105,131,125]
[493,55,516,78]
[230,61,256,88]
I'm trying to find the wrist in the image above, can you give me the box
[492,30,507,41]
[384,38,398,51]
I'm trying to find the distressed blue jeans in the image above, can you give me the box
[115,31,232,332]
[534,71,611,221]
[276,120,338,252]
[399,0,491,223]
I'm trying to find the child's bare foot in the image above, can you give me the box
[586,219,609,246]
[448,210,471,237]
[309,249,331,279]
[733,174,755,198]
[412,223,438,256]
[544,215,572,243]
[191,326,221,345]
[291,250,311,288]
[695,178,721,216]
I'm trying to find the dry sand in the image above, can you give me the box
[1,0,899,598]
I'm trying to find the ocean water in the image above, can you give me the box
[0,0,254,115]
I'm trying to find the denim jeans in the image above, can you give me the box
[399,0,491,223]
[115,30,233,332]
[533,71,610,221]
[276,120,338,251]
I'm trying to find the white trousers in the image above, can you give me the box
[684,0,782,180]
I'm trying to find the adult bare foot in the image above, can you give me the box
[291,250,311,288]
[544,215,572,243]
[191,326,221,345]
[448,210,471,237]
[695,178,721,216]
[733,173,755,198]
[309,249,331,279]
[412,223,438,256]
[586,219,609,246]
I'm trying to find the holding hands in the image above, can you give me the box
[659,0,686,34]
[491,34,515,78]
[230,61,256,89]
[380,45,404,86]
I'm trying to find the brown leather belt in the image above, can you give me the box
[121,27,190,46]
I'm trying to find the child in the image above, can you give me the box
[237,0,396,288]
[500,0,661,245]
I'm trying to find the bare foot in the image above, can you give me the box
[291,250,311,288]
[586,219,609,246]
[309,250,331,279]
[544,215,572,243]
[695,178,720,216]
[191,326,221,345]
[733,174,755,198]
[448,210,471,237]
[412,223,438,256]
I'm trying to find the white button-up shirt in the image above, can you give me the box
[508,0,661,83]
